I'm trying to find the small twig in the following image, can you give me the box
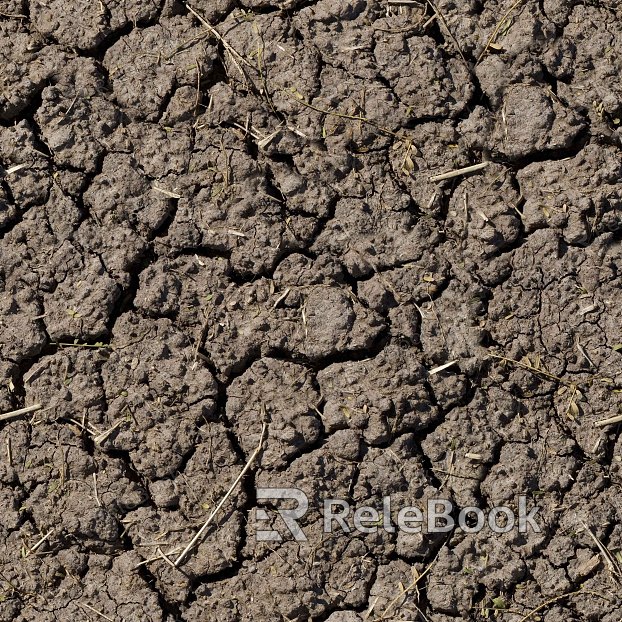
[491,353,618,404]
[595,413,622,428]
[429,360,458,375]
[93,418,128,445]
[284,90,400,138]
[231,121,263,141]
[63,417,101,436]
[23,362,50,384]
[152,185,182,199]
[576,342,596,368]
[4,163,28,175]
[0,403,42,422]
[174,422,267,566]
[372,543,444,620]
[422,13,437,28]
[194,57,202,114]
[580,521,622,581]
[27,530,53,556]
[429,161,490,182]
[488,353,568,385]
[185,2,253,85]
[0,10,27,17]
[581,521,622,582]
[516,589,610,622]
[465,452,482,461]
[157,546,178,570]
[77,602,116,622]
[193,312,211,363]
[165,33,210,60]
[426,1,468,66]
[256,31,280,117]
[55,341,112,350]
[272,287,291,309]
[56,94,79,124]
[257,129,281,149]
[477,0,527,64]
[134,546,182,569]
[93,473,102,507]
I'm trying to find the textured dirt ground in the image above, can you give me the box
[1,0,622,620]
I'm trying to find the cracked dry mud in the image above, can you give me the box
[1,0,622,620]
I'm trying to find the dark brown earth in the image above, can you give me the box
[1,0,622,620]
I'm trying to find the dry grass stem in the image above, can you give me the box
[174,421,267,566]
[0,403,43,422]
[477,0,527,64]
[429,360,458,375]
[595,413,622,428]
[430,161,490,182]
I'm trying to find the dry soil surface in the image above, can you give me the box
[1,0,622,620]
